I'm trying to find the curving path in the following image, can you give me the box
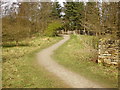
[37,35,102,88]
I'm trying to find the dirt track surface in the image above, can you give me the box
[37,35,102,88]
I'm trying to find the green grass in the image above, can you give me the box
[3,36,69,88]
[53,35,118,88]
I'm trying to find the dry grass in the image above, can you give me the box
[53,35,118,88]
[2,36,69,88]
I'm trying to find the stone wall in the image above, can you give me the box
[57,30,81,35]
[98,38,119,65]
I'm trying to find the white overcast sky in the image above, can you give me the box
[1,0,111,8]
[1,0,90,7]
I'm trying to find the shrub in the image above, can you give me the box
[44,21,62,37]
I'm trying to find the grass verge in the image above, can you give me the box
[53,35,118,88]
[3,36,69,88]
